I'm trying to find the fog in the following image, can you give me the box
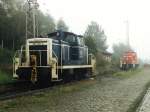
[38,0,150,62]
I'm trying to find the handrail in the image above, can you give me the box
[14,49,59,75]
[52,50,58,62]
[13,50,21,66]
[52,50,58,76]
[15,50,48,66]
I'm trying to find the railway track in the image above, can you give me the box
[0,81,46,101]
[0,80,80,101]
[0,78,93,101]
[0,81,32,92]
[0,85,54,101]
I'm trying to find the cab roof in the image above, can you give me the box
[47,30,83,39]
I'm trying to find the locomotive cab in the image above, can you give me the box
[48,31,89,65]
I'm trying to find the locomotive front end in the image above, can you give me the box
[13,38,58,84]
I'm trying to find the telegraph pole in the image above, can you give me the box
[26,0,39,39]
[125,20,130,50]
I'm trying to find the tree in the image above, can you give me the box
[0,0,26,49]
[84,21,107,55]
[112,43,131,65]
[0,0,56,49]
[38,12,56,35]
[84,36,97,55]
[56,18,68,31]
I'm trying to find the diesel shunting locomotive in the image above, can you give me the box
[120,50,138,70]
[13,31,96,84]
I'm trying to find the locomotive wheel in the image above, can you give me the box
[73,69,80,81]
[62,69,75,83]
[85,69,92,79]
[74,73,79,80]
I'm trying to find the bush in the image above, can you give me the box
[0,48,13,64]
[0,48,14,72]
[0,70,13,84]
[95,52,119,75]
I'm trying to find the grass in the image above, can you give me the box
[113,68,142,78]
[0,70,13,85]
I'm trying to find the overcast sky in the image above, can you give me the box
[38,0,150,61]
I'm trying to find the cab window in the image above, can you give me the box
[77,37,84,46]
[64,34,76,43]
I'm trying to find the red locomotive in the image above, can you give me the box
[120,50,138,70]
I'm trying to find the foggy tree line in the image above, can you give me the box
[0,0,108,54]
[0,0,68,49]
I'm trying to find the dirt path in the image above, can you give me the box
[0,68,150,112]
